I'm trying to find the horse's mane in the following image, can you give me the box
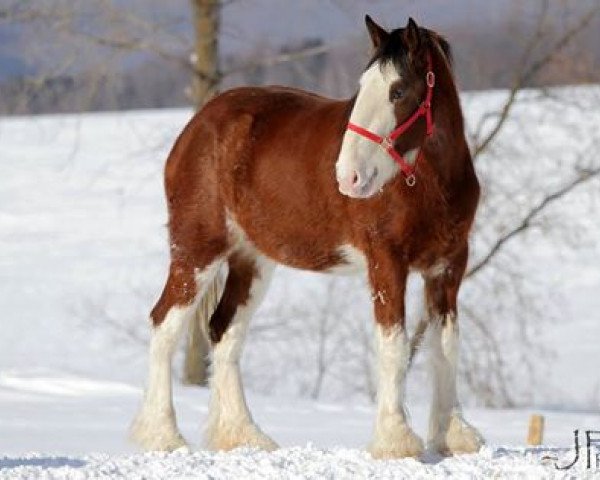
[368,26,453,73]
[430,33,453,66]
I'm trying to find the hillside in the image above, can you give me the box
[0,85,599,477]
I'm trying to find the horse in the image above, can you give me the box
[130,16,484,459]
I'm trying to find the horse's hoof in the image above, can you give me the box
[206,422,279,452]
[130,411,188,452]
[369,419,424,459]
[429,414,484,455]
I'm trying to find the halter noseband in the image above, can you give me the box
[346,53,435,187]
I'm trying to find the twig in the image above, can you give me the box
[472,3,600,159]
[467,163,600,278]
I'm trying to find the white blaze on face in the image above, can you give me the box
[336,61,402,198]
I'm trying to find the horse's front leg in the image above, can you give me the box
[367,252,424,459]
[424,248,484,455]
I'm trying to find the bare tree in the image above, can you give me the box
[187,0,220,108]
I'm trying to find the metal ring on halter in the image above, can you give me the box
[426,71,435,88]
[405,174,416,187]
[380,136,393,151]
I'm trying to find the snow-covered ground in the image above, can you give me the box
[1,87,599,477]
[1,373,599,478]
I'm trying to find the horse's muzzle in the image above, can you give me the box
[337,167,377,198]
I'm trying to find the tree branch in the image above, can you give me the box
[60,25,338,87]
[467,163,600,278]
[222,42,336,77]
[472,3,600,159]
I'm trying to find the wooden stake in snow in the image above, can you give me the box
[527,414,545,446]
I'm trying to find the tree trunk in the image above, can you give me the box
[182,0,221,385]
[188,0,220,109]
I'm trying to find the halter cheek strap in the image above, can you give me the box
[346,53,435,187]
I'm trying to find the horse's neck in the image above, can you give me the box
[428,56,470,186]
[340,95,356,128]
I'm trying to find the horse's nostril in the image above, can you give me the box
[352,171,360,186]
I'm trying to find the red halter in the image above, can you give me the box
[346,54,435,187]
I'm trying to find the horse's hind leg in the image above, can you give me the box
[205,249,277,451]
[130,252,224,451]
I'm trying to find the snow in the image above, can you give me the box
[1,87,600,477]
[0,373,599,478]
[0,448,568,479]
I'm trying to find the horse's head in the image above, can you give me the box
[336,16,449,198]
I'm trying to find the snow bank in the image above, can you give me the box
[0,446,572,480]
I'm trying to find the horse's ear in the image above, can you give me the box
[365,15,388,50]
[404,17,422,52]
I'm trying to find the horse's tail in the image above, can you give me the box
[182,270,224,385]
[408,318,428,367]
[198,272,224,341]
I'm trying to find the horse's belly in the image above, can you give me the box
[256,237,366,275]
[227,214,365,274]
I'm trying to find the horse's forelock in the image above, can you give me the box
[367,27,453,77]
[367,28,410,76]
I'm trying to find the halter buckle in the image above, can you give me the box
[405,174,416,187]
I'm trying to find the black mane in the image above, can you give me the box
[368,26,453,74]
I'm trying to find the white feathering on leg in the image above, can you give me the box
[369,323,424,459]
[428,314,483,454]
[206,255,278,451]
[130,258,223,451]
[130,306,191,451]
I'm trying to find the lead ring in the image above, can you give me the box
[426,71,435,88]
[406,174,416,187]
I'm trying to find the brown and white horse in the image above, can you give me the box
[131,16,484,459]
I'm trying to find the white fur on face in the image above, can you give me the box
[336,61,401,198]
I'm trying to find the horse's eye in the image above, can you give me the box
[391,88,404,101]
